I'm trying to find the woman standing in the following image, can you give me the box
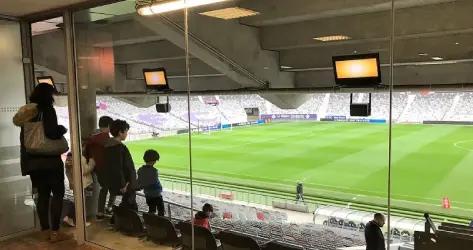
[13,83,69,242]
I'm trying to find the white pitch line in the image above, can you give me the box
[453,140,473,152]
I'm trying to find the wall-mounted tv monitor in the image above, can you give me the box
[143,68,170,91]
[36,76,55,86]
[332,53,381,87]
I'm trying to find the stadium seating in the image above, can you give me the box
[216,230,262,250]
[59,91,473,249]
[263,241,304,250]
[142,213,181,247]
[64,189,369,250]
[415,230,473,250]
[177,221,222,250]
[55,91,473,143]
[112,205,144,236]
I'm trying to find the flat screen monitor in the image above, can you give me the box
[332,53,381,87]
[36,76,55,86]
[143,68,170,91]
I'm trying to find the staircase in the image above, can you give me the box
[317,93,331,119]
[398,94,416,122]
[442,93,461,121]
[169,112,198,128]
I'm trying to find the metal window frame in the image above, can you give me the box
[64,10,86,245]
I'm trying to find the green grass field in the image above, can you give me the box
[126,122,473,218]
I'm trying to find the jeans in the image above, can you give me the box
[146,196,165,216]
[30,167,65,231]
[62,199,75,222]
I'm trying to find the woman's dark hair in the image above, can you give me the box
[110,119,130,137]
[29,83,55,107]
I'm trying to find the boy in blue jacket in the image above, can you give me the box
[137,150,164,216]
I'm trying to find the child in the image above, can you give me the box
[63,145,95,227]
[137,150,164,216]
[194,203,213,230]
[104,119,137,211]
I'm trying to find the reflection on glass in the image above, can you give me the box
[0,19,36,238]
[60,0,473,248]
[72,1,192,248]
[392,0,473,247]
[186,0,392,248]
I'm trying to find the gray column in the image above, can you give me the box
[0,19,35,238]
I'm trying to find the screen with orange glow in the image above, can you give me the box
[37,77,54,86]
[144,71,167,86]
[335,58,379,79]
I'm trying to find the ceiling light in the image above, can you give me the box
[280,66,293,69]
[432,57,443,61]
[313,35,351,42]
[418,53,428,56]
[136,0,229,16]
[455,42,460,45]
[137,6,153,16]
[200,7,260,20]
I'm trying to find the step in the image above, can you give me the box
[0,162,21,179]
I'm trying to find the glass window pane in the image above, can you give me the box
[73,2,190,248]
[187,1,392,249]
[392,0,473,242]
[0,19,35,237]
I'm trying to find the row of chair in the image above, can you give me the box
[414,221,473,250]
[112,206,304,250]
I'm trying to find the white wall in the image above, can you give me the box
[0,20,26,148]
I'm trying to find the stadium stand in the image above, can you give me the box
[55,91,473,249]
[448,92,473,121]
[64,188,368,250]
[263,241,304,250]
[55,91,473,142]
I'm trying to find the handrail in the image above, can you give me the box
[137,191,199,211]
[158,15,268,88]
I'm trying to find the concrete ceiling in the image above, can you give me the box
[32,0,473,96]
[0,0,92,17]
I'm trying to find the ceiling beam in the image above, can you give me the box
[21,0,123,22]
[240,0,454,27]
[113,40,185,64]
[295,61,473,88]
[124,58,219,77]
[260,1,473,51]
[279,33,473,69]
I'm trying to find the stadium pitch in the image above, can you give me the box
[127,122,473,217]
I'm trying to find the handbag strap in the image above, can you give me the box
[36,112,43,122]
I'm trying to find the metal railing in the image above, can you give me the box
[159,177,318,216]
